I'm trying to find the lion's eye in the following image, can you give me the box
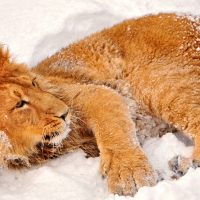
[32,81,37,87]
[16,100,28,108]
[32,77,38,87]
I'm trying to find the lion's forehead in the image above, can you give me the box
[3,75,33,84]
[0,81,31,108]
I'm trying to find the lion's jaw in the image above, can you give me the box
[0,76,71,161]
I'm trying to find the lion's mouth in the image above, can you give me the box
[43,126,71,144]
[43,116,71,144]
[44,132,60,141]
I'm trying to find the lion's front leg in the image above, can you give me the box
[67,84,158,196]
[100,145,156,196]
[95,114,157,196]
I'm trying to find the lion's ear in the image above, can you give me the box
[0,45,10,68]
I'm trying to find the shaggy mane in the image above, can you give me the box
[0,45,10,68]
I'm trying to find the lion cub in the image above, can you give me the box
[32,13,200,195]
[1,13,200,196]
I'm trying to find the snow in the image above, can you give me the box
[0,0,200,199]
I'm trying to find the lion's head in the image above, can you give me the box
[0,46,71,167]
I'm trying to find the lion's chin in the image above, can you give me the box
[44,126,71,145]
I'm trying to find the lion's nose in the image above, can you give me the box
[59,109,70,121]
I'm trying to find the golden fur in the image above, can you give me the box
[1,13,200,196]
[0,48,72,167]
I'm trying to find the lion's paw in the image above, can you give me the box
[107,166,157,196]
[168,155,200,177]
[100,149,158,196]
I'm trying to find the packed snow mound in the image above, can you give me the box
[0,134,194,200]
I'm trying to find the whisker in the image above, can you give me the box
[71,115,89,127]
[68,90,82,109]
[39,127,47,160]
[70,119,83,130]
[52,136,55,153]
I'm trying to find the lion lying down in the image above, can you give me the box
[0,13,200,196]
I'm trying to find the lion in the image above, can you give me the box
[1,13,200,196]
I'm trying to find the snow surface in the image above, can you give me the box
[0,0,200,199]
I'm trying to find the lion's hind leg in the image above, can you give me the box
[160,98,200,177]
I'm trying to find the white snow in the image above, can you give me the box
[0,0,200,199]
